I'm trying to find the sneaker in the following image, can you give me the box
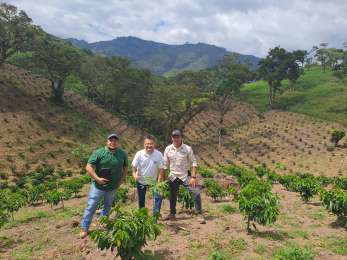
[163,213,176,221]
[197,214,206,224]
[79,229,88,239]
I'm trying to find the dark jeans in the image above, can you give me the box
[168,178,202,215]
[136,182,162,214]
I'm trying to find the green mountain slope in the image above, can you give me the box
[66,36,261,75]
[239,66,347,125]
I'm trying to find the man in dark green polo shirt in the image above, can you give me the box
[80,133,128,238]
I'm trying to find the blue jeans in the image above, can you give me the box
[80,184,116,230]
[136,182,162,214]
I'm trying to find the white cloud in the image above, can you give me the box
[4,0,347,57]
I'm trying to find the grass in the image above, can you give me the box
[219,204,238,214]
[253,244,268,256]
[321,236,347,255]
[239,66,347,126]
[273,244,314,260]
[288,229,310,239]
[3,203,84,229]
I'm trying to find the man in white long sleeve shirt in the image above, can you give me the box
[163,129,206,224]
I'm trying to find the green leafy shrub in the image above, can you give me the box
[72,144,90,167]
[0,209,9,228]
[266,170,280,184]
[126,174,136,187]
[178,186,194,209]
[335,176,347,190]
[44,189,72,208]
[147,179,170,200]
[80,174,92,184]
[221,165,245,177]
[1,191,27,220]
[330,129,346,146]
[273,244,314,260]
[238,170,258,188]
[208,251,228,260]
[320,188,347,228]
[239,180,279,232]
[279,174,300,192]
[255,165,268,178]
[296,178,320,202]
[198,166,213,178]
[317,175,335,187]
[89,206,161,259]
[204,179,227,201]
[114,186,129,204]
[220,204,238,214]
[26,184,47,205]
[60,178,84,197]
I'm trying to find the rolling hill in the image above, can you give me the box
[66,36,261,76]
[0,64,142,183]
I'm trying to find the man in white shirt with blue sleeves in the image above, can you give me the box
[132,134,164,214]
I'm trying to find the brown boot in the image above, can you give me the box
[197,214,206,224]
[79,229,88,239]
[163,213,176,221]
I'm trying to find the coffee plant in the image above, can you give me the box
[320,188,347,228]
[239,179,280,233]
[279,174,300,192]
[26,184,47,205]
[89,205,161,259]
[114,186,129,204]
[44,189,72,208]
[178,186,194,210]
[296,177,321,202]
[335,176,347,190]
[204,178,227,201]
[330,129,345,146]
[147,179,170,200]
[198,166,214,178]
[60,178,84,197]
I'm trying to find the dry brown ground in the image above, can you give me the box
[0,65,142,181]
[185,105,347,177]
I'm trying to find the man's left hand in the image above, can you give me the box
[189,177,198,187]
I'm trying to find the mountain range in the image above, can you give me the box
[66,36,261,76]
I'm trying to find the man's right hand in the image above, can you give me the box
[96,177,109,185]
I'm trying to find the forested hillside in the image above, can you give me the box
[66,36,261,76]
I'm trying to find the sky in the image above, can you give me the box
[4,0,347,57]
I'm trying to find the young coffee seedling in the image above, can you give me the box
[239,179,279,233]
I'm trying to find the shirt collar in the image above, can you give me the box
[105,146,117,153]
[171,143,184,151]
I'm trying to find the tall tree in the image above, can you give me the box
[144,84,210,142]
[259,47,305,108]
[314,43,329,72]
[287,50,307,88]
[215,54,252,148]
[259,47,289,108]
[33,35,82,104]
[0,3,35,66]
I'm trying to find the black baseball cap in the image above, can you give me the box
[107,133,119,140]
[171,129,182,137]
